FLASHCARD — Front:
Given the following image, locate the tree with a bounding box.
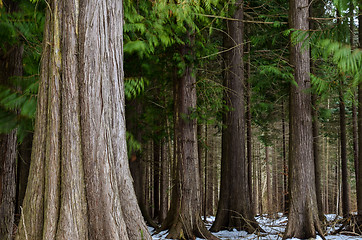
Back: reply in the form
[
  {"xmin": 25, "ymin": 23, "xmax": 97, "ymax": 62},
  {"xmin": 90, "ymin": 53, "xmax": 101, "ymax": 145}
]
[
  {"xmin": 357, "ymin": 3, "xmax": 362, "ymax": 225},
  {"xmin": 211, "ymin": 0, "xmax": 260, "ymax": 233},
  {"xmin": 283, "ymin": 0, "xmax": 325, "ymax": 238},
  {"xmin": 0, "ymin": 1, "xmax": 23, "ymax": 238},
  {"xmin": 15, "ymin": 0, "xmax": 151, "ymax": 239},
  {"xmin": 159, "ymin": 33, "xmax": 218, "ymax": 240}
]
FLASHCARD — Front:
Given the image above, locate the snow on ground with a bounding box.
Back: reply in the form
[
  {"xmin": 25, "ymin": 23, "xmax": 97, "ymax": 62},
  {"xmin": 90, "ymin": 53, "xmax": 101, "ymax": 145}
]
[{"xmin": 149, "ymin": 214, "xmax": 362, "ymax": 239}]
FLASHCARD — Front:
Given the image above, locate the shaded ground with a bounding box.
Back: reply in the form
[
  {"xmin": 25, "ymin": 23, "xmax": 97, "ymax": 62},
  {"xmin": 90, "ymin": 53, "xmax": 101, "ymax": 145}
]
[{"xmin": 149, "ymin": 213, "xmax": 362, "ymax": 239}]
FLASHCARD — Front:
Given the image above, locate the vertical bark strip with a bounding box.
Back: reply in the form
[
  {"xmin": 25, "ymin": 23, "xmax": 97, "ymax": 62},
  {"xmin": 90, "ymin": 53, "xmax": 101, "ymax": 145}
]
[
  {"xmin": 284, "ymin": 0, "xmax": 324, "ymax": 238},
  {"xmin": 16, "ymin": 0, "xmax": 151, "ymax": 239},
  {"xmin": 16, "ymin": 10, "xmax": 51, "ymax": 240}
]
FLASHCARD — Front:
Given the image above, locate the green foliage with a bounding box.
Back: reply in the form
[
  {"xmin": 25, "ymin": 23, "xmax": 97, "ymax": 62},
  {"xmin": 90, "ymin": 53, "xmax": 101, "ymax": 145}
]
[
  {"xmin": 126, "ymin": 131, "xmax": 142, "ymax": 156},
  {"xmin": 124, "ymin": 77, "xmax": 148, "ymax": 100},
  {"xmin": 317, "ymin": 39, "xmax": 362, "ymax": 74}
]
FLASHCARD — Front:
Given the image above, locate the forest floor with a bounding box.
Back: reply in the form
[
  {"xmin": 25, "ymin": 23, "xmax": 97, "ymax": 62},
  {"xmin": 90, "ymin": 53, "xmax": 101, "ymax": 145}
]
[{"xmin": 149, "ymin": 213, "xmax": 362, "ymax": 239}]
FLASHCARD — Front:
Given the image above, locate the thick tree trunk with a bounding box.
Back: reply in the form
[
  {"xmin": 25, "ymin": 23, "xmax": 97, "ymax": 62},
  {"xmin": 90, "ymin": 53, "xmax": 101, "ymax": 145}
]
[
  {"xmin": 160, "ymin": 35, "xmax": 218, "ymax": 240},
  {"xmin": 15, "ymin": 1, "xmax": 151, "ymax": 239},
  {"xmin": 0, "ymin": 10, "xmax": 23, "ymax": 237},
  {"xmin": 211, "ymin": 0, "xmax": 260, "ymax": 233},
  {"xmin": 284, "ymin": 0, "xmax": 324, "ymax": 238},
  {"xmin": 339, "ymin": 88, "xmax": 350, "ymax": 217}
]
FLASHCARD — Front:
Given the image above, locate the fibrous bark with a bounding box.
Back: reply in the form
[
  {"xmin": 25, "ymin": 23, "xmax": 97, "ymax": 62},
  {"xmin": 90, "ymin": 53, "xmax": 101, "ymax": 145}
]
[
  {"xmin": 211, "ymin": 0, "xmax": 260, "ymax": 233},
  {"xmin": 283, "ymin": 0, "xmax": 325, "ymax": 238},
  {"xmin": 15, "ymin": 1, "xmax": 151, "ymax": 239}
]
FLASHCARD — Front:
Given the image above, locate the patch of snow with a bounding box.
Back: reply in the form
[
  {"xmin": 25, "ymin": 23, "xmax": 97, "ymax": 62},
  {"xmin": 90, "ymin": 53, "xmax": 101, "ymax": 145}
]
[{"xmin": 151, "ymin": 213, "xmax": 362, "ymax": 239}]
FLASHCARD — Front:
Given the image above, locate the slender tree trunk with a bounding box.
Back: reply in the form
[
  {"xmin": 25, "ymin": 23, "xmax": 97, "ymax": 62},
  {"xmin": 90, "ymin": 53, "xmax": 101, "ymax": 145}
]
[
  {"xmin": 0, "ymin": 4, "xmax": 23, "ymax": 235},
  {"xmin": 15, "ymin": 1, "xmax": 151, "ymax": 239},
  {"xmin": 326, "ymin": 136, "xmax": 329, "ymax": 213},
  {"xmin": 265, "ymin": 146, "xmax": 271, "ymax": 214},
  {"xmin": 272, "ymin": 145, "xmax": 278, "ymax": 213},
  {"xmin": 246, "ymin": 27, "xmax": 253, "ymax": 215},
  {"xmin": 339, "ymin": 87, "xmax": 350, "ymax": 217},
  {"xmin": 211, "ymin": 0, "xmax": 260, "ymax": 233},
  {"xmin": 284, "ymin": 0, "xmax": 324, "ymax": 238},
  {"xmin": 281, "ymin": 100, "xmax": 288, "ymax": 214},
  {"xmin": 312, "ymin": 93, "xmax": 325, "ymax": 222},
  {"xmin": 159, "ymin": 139, "xmax": 169, "ymax": 223},
  {"xmin": 310, "ymin": 2, "xmax": 325, "ymax": 222},
  {"xmin": 258, "ymin": 143, "xmax": 263, "ymax": 215},
  {"xmin": 153, "ymin": 140, "xmax": 160, "ymax": 219},
  {"xmin": 160, "ymin": 34, "xmax": 218, "ymax": 240},
  {"xmin": 358, "ymin": 9, "xmax": 362, "ymax": 218},
  {"xmin": 350, "ymin": 3, "xmax": 359, "ymax": 207},
  {"xmin": 197, "ymin": 124, "xmax": 205, "ymax": 219},
  {"xmin": 207, "ymin": 125, "xmax": 215, "ymax": 216}
]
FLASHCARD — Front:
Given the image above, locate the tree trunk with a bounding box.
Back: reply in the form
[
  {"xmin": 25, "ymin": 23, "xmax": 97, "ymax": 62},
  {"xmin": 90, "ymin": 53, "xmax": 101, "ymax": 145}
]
[
  {"xmin": 339, "ymin": 87, "xmax": 350, "ymax": 217},
  {"xmin": 206, "ymin": 125, "xmax": 215, "ymax": 216},
  {"xmin": 258, "ymin": 142, "xmax": 263, "ymax": 215},
  {"xmin": 15, "ymin": 1, "xmax": 151, "ymax": 239},
  {"xmin": 160, "ymin": 34, "xmax": 218, "ymax": 240},
  {"xmin": 358, "ymin": 8, "xmax": 362, "ymax": 218},
  {"xmin": 0, "ymin": 4, "xmax": 23, "ymax": 235},
  {"xmin": 246, "ymin": 29, "xmax": 253, "ymax": 215},
  {"xmin": 311, "ymin": 93, "xmax": 325, "ymax": 222},
  {"xmin": 159, "ymin": 139, "xmax": 169, "ymax": 222},
  {"xmin": 197, "ymin": 124, "xmax": 205, "ymax": 219},
  {"xmin": 272, "ymin": 145, "xmax": 279, "ymax": 213},
  {"xmin": 153, "ymin": 140, "xmax": 160, "ymax": 219},
  {"xmin": 211, "ymin": 0, "xmax": 260, "ymax": 233},
  {"xmin": 281, "ymin": 100, "xmax": 288, "ymax": 214},
  {"xmin": 284, "ymin": 0, "xmax": 324, "ymax": 238},
  {"xmin": 265, "ymin": 146, "xmax": 271, "ymax": 214}
]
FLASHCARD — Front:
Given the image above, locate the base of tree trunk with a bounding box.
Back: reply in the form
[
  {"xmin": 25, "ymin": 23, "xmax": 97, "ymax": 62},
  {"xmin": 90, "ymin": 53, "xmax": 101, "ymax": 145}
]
[
  {"xmin": 166, "ymin": 214, "xmax": 220, "ymax": 240},
  {"xmin": 283, "ymin": 214, "xmax": 326, "ymax": 240},
  {"xmin": 210, "ymin": 208, "xmax": 263, "ymax": 234}
]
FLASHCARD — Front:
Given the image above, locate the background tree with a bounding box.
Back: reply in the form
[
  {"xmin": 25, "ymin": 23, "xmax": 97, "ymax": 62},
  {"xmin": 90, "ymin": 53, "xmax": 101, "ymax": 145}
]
[{"xmin": 0, "ymin": 1, "xmax": 23, "ymax": 237}]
